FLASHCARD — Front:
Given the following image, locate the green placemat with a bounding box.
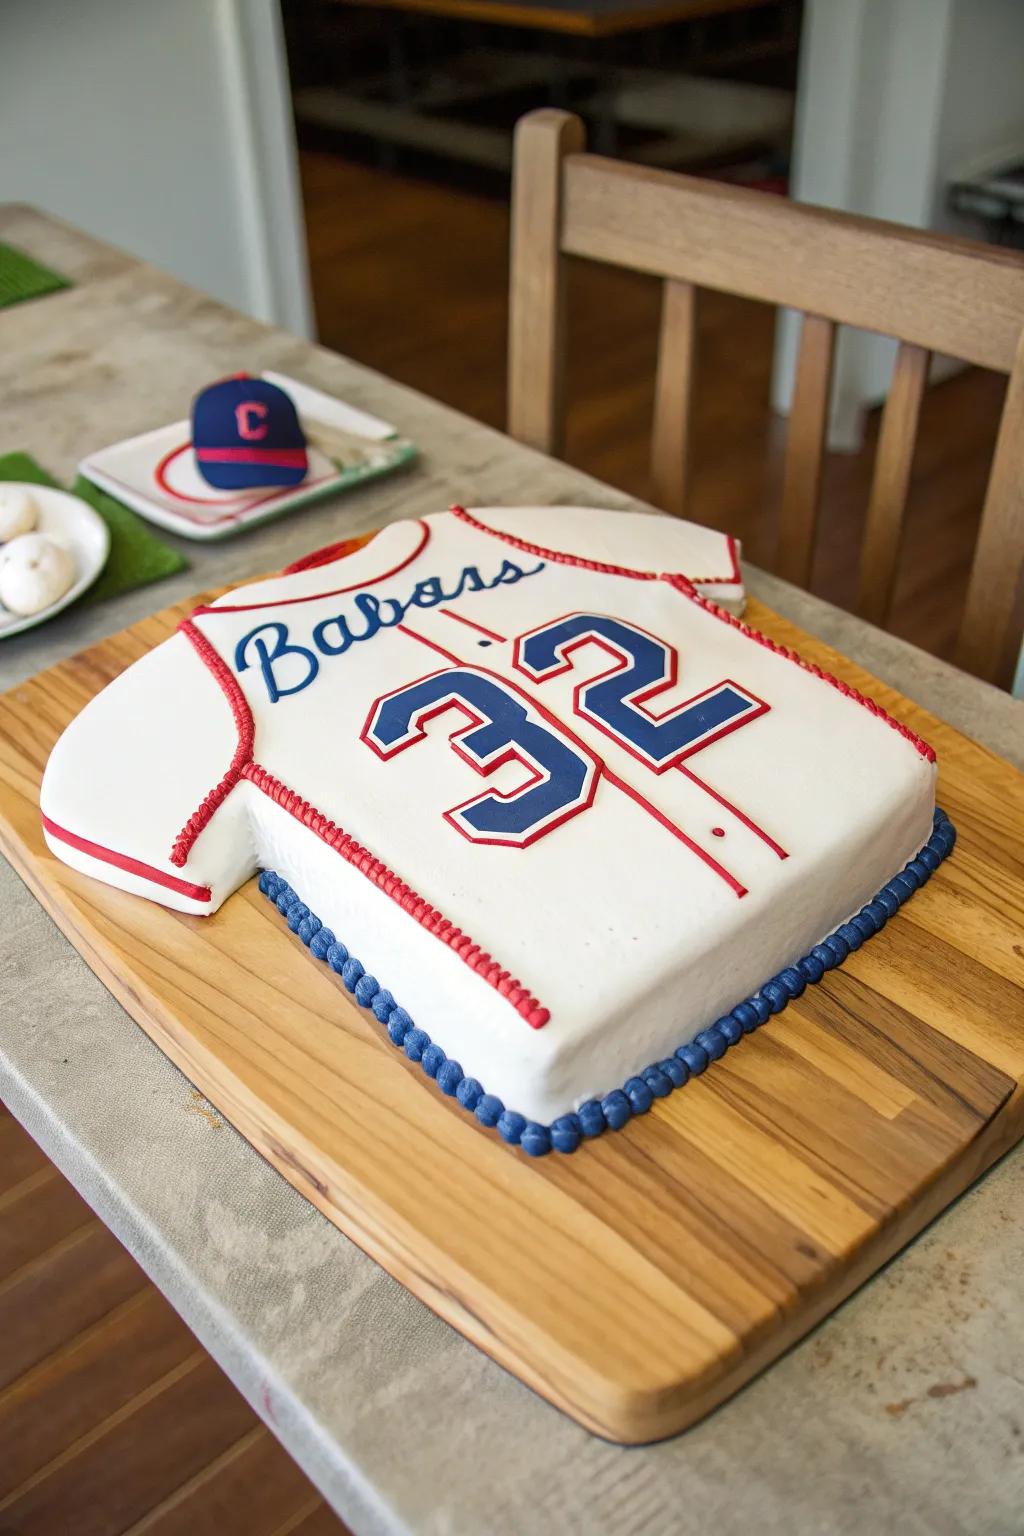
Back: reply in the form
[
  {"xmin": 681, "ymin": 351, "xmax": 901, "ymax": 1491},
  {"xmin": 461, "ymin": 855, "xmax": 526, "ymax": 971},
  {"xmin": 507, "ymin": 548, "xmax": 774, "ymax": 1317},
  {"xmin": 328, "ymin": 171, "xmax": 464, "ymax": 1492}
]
[
  {"xmin": 0, "ymin": 452, "xmax": 187, "ymax": 604},
  {"xmin": 0, "ymin": 244, "xmax": 70, "ymax": 310}
]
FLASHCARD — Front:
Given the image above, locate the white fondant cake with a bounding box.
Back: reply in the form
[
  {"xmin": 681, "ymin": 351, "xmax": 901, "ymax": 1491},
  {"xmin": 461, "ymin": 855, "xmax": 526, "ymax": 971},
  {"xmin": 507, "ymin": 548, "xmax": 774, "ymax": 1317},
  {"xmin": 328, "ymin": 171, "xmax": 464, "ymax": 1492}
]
[{"xmin": 40, "ymin": 505, "xmax": 937, "ymax": 1130}]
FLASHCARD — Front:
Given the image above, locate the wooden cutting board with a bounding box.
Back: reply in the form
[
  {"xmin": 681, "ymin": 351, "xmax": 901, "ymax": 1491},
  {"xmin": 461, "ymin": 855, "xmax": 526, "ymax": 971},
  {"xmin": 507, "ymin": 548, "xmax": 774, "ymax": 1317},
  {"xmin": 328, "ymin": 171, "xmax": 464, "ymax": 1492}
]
[{"xmin": 1, "ymin": 590, "xmax": 1022, "ymax": 1444}]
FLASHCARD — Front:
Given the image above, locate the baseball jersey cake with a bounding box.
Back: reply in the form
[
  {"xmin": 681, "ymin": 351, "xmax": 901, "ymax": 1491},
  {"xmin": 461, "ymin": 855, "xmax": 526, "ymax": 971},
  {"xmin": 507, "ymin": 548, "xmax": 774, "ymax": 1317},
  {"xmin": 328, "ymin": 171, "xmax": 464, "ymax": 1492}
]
[{"xmin": 40, "ymin": 504, "xmax": 953, "ymax": 1153}]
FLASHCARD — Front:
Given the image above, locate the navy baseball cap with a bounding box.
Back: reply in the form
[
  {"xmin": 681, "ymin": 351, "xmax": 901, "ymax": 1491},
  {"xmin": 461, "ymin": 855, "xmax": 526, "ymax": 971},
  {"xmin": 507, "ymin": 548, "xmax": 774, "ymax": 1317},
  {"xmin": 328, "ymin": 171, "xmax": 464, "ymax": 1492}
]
[{"xmin": 191, "ymin": 375, "xmax": 308, "ymax": 490}]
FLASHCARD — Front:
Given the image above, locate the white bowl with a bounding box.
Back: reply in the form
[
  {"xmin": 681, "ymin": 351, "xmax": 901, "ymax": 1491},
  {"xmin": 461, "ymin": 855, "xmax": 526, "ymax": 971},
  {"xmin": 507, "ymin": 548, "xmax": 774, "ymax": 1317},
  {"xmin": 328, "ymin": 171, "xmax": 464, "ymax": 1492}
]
[{"xmin": 0, "ymin": 483, "xmax": 110, "ymax": 639}]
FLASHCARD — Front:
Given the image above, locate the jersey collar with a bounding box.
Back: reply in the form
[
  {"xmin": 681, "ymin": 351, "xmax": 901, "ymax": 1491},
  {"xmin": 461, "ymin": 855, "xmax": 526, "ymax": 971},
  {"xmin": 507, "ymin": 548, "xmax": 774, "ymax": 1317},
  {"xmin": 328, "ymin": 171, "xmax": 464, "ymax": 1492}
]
[{"xmin": 190, "ymin": 518, "xmax": 431, "ymax": 618}]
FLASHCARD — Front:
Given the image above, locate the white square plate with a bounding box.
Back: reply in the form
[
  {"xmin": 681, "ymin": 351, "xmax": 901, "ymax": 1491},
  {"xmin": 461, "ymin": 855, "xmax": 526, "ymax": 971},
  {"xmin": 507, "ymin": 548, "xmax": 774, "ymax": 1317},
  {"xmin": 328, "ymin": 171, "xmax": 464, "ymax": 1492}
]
[{"xmin": 78, "ymin": 372, "xmax": 416, "ymax": 542}]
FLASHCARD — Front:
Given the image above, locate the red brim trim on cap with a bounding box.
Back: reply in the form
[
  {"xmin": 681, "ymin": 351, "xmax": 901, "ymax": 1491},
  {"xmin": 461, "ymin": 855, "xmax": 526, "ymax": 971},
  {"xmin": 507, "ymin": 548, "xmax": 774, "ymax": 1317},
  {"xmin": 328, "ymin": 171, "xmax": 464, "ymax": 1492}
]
[{"xmin": 195, "ymin": 447, "xmax": 308, "ymax": 467}]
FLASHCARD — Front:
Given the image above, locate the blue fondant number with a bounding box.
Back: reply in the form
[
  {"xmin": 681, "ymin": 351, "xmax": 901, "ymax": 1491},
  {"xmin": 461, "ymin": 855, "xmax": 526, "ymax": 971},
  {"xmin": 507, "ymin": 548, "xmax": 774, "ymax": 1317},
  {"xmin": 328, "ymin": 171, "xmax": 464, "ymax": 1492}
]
[
  {"xmin": 515, "ymin": 613, "xmax": 765, "ymax": 771},
  {"xmin": 362, "ymin": 668, "xmax": 597, "ymax": 846}
]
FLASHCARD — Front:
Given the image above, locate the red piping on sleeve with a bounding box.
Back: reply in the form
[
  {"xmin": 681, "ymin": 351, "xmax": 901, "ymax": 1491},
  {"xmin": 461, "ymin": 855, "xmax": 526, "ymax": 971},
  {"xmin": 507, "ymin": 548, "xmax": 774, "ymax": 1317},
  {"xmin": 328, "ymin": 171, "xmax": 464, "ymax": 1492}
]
[
  {"xmin": 451, "ymin": 505, "xmax": 659, "ymax": 581},
  {"xmin": 449, "ymin": 505, "xmax": 741, "ymax": 586},
  {"xmin": 43, "ymin": 815, "xmax": 212, "ymax": 903},
  {"xmin": 716, "ymin": 535, "xmax": 741, "ymax": 586}
]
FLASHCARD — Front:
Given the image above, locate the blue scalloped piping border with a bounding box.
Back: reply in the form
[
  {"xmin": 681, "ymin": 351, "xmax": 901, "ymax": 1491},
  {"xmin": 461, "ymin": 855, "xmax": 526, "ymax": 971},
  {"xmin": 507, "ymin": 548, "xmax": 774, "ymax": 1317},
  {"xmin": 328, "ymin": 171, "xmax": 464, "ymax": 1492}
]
[{"xmin": 258, "ymin": 807, "xmax": 955, "ymax": 1156}]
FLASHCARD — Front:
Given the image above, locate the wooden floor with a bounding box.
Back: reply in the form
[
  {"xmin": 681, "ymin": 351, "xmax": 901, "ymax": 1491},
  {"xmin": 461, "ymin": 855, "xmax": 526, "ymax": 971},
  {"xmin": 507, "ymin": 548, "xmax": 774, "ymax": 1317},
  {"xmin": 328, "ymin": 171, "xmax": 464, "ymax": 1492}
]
[
  {"xmin": 300, "ymin": 148, "xmax": 1007, "ymax": 666},
  {"xmin": 0, "ymin": 1101, "xmax": 347, "ymax": 1536}
]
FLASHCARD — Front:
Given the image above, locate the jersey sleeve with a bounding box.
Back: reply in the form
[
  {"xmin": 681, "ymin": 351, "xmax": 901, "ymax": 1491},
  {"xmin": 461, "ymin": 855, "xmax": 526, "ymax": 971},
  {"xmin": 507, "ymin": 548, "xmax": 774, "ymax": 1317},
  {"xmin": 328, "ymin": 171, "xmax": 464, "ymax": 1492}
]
[
  {"xmin": 40, "ymin": 628, "xmax": 256, "ymax": 914},
  {"xmin": 464, "ymin": 504, "xmax": 744, "ymax": 612}
]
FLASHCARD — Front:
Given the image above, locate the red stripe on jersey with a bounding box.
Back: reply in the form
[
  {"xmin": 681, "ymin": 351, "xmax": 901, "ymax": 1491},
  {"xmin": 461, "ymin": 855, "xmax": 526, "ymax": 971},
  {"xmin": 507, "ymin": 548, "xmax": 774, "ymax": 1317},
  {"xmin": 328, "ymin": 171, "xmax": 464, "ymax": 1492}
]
[
  {"xmin": 395, "ymin": 623, "xmax": 464, "ymax": 667},
  {"xmin": 676, "ymin": 764, "xmax": 788, "ymax": 860},
  {"xmin": 42, "ymin": 815, "xmax": 212, "ymax": 903},
  {"xmin": 241, "ymin": 761, "xmax": 551, "ymax": 1029},
  {"xmin": 442, "ymin": 610, "xmax": 508, "ymax": 643},
  {"xmin": 601, "ymin": 768, "xmax": 748, "ymax": 898}
]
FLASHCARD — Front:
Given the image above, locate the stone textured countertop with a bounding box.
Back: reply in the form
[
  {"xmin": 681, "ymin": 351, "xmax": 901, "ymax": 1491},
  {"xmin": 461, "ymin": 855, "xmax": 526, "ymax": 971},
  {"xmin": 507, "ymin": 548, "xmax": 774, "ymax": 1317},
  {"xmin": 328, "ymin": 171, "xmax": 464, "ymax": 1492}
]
[{"xmin": 2, "ymin": 206, "xmax": 1022, "ymax": 1535}]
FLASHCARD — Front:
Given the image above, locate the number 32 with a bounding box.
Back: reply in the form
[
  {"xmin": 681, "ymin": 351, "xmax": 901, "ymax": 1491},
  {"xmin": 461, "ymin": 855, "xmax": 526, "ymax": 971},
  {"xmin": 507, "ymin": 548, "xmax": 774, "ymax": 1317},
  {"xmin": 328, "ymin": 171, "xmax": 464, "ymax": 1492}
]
[{"xmin": 362, "ymin": 613, "xmax": 766, "ymax": 846}]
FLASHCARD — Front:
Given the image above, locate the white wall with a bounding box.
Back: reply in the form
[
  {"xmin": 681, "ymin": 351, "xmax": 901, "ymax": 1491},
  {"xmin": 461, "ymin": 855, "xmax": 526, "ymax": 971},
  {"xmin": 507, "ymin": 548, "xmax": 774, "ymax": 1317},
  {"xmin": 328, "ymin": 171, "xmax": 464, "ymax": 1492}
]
[
  {"xmin": 774, "ymin": 0, "xmax": 1024, "ymax": 445},
  {"xmin": 0, "ymin": 0, "xmax": 313, "ymax": 337},
  {"xmin": 931, "ymin": 0, "xmax": 1024, "ymax": 238}
]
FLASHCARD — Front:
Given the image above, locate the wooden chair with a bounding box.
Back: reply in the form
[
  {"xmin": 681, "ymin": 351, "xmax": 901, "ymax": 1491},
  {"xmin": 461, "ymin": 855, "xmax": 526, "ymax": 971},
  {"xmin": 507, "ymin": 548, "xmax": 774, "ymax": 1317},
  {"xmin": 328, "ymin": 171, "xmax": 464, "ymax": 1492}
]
[{"xmin": 507, "ymin": 108, "xmax": 1024, "ymax": 688}]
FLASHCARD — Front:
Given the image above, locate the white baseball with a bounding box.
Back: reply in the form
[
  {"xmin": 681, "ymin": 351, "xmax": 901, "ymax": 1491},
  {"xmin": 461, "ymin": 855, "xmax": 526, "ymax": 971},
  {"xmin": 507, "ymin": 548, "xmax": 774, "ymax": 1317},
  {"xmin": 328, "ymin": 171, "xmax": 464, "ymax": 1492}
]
[
  {"xmin": 0, "ymin": 486, "xmax": 38, "ymax": 542},
  {"xmin": 0, "ymin": 533, "xmax": 76, "ymax": 615}
]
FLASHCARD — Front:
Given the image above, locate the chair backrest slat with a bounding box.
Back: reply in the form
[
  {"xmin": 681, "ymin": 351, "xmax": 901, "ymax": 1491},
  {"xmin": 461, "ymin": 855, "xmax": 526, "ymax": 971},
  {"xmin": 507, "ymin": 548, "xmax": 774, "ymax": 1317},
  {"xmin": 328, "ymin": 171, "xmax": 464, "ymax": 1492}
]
[
  {"xmin": 957, "ymin": 328, "xmax": 1024, "ymax": 682},
  {"xmin": 507, "ymin": 109, "xmax": 1024, "ymax": 687},
  {"xmin": 561, "ymin": 153, "xmax": 1024, "ymax": 373},
  {"xmin": 507, "ymin": 110, "xmax": 585, "ymax": 456},
  {"xmin": 650, "ymin": 278, "xmax": 698, "ymax": 519},
  {"xmin": 776, "ymin": 313, "xmax": 836, "ymax": 588},
  {"xmin": 857, "ymin": 341, "xmax": 931, "ymax": 628}
]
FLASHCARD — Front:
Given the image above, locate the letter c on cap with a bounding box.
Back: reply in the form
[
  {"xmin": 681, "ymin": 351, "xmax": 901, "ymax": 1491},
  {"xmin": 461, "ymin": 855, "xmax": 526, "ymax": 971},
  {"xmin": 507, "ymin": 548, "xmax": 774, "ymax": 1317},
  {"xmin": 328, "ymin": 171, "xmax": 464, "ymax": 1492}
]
[{"xmin": 236, "ymin": 401, "xmax": 269, "ymax": 441}]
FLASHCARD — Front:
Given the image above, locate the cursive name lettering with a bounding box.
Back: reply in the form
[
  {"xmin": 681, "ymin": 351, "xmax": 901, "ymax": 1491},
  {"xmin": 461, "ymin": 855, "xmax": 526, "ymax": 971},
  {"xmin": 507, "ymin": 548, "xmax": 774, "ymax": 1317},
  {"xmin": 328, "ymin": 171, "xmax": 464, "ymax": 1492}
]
[{"xmin": 235, "ymin": 557, "xmax": 544, "ymax": 703}]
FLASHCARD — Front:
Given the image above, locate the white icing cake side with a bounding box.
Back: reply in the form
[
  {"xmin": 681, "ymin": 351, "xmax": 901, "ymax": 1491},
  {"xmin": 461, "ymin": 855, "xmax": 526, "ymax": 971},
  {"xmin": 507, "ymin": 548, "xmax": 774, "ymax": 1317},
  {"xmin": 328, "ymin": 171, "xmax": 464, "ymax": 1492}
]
[{"xmin": 40, "ymin": 505, "xmax": 936, "ymax": 1124}]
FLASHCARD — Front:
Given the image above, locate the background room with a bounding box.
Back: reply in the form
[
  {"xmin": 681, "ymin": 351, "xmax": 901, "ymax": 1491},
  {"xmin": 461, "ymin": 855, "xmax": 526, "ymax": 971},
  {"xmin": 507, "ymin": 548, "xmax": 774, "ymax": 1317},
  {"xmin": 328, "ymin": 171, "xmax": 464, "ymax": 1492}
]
[
  {"xmin": 1, "ymin": 2, "xmax": 1022, "ymax": 1534},
  {"xmin": 3, "ymin": 0, "xmax": 1022, "ymax": 678}
]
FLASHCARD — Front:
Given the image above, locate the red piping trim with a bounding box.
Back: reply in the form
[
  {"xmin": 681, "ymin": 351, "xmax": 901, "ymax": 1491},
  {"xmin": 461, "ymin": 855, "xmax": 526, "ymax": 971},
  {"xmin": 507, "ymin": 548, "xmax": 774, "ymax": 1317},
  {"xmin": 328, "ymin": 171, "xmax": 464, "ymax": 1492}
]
[
  {"xmin": 450, "ymin": 506, "xmax": 934, "ymax": 763},
  {"xmin": 169, "ymin": 621, "xmax": 256, "ymax": 867},
  {"xmin": 242, "ymin": 761, "xmax": 551, "ymax": 1028},
  {"xmin": 452, "ymin": 505, "xmax": 658, "ymax": 581},
  {"xmin": 665, "ymin": 578, "xmax": 937, "ymax": 764},
  {"xmin": 717, "ymin": 534, "xmax": 742, "ymax": 587},
  {"xmin": 449, "ymin": 505, "xmax": 741, "ymax": 586},
  {"xmin": 191, "ymin": 520, "xmax": 431, "ymax": 616},
  {"xmin": 42, "ymin": 815, "xmax": 212, "ymax": 903}
]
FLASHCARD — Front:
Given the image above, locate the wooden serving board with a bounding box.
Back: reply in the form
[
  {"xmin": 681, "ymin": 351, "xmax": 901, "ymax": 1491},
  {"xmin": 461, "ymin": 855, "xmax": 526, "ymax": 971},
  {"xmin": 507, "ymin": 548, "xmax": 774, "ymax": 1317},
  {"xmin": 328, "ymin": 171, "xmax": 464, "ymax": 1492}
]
[{"xmin": 1, "ymin": 592, "xmax": 1022, "ymax": 1444}]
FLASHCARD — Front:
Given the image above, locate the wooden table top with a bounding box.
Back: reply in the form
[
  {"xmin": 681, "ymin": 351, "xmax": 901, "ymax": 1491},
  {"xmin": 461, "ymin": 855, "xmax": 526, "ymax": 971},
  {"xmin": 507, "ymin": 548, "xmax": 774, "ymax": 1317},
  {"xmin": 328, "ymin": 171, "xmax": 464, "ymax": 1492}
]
[{"xmin": 1, "ymin": 203, "xmax": 1022, "ymax": 1532}]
